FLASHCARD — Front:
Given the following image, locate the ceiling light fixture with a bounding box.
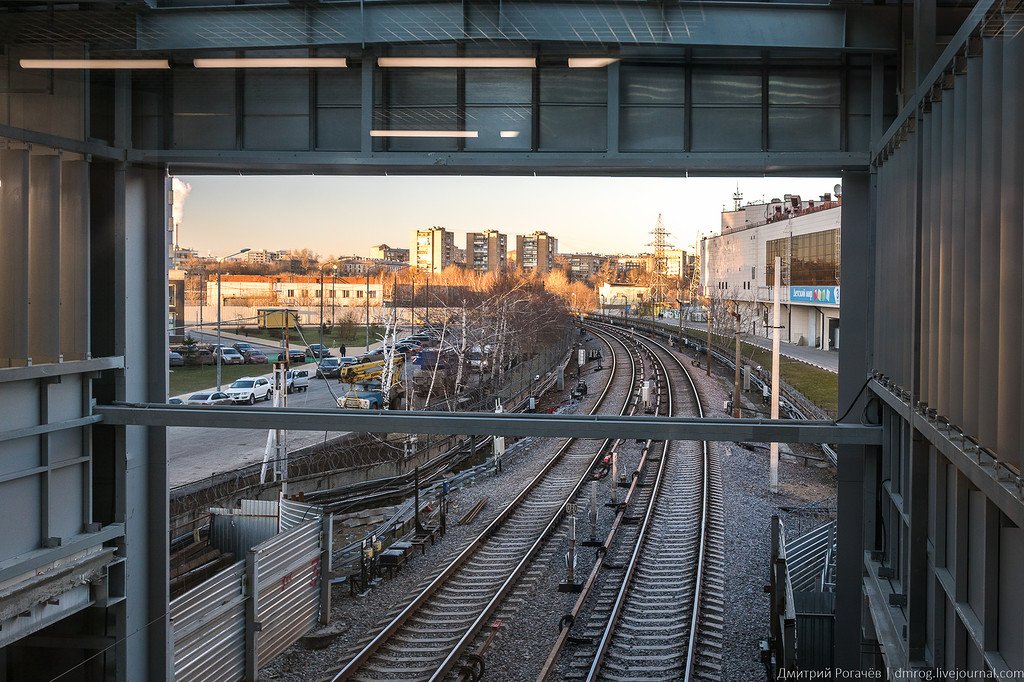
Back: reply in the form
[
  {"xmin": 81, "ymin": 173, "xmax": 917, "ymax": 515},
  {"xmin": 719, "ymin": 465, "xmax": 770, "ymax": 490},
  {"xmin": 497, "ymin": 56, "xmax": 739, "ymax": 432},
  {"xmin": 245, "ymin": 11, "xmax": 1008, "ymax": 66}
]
[
  {"xmin": 568, "ymin": 57, "xmax": 619, "ymax": 68},
  {"xmin": 499, "ymin": 131, "xmax": 521, "ymax": 138},
  {"xmin": 370, "ymin": 130, "xmax": 479, "ymax": 138},
  {"xmin": 20, "ymin": 59, "xmax": 170, "ymax": 70},
  {"xmin": 377, "ymin": 57, "xmax": 536, "ymax": 68},
  {"xmin": 193, "ymin": 58, "xmax": 348, "ymax": 69}
]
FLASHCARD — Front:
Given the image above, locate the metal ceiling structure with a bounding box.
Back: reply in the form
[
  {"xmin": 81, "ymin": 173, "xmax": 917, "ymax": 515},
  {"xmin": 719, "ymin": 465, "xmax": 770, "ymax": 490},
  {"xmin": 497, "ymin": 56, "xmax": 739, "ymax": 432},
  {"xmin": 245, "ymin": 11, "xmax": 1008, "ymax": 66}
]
[{"xmin": 1, "ymin": 0, "xmax": 1022, "ymax": 679}]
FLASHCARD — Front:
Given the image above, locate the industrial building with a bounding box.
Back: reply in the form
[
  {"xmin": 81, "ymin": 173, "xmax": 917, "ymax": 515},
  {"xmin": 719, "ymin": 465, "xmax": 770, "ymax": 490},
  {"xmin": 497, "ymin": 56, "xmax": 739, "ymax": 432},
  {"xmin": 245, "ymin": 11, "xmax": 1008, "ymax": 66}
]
[
  {"xmin": 702, "ymin": 194, "xmax": 842, "ymax": 349},
  {"xmin": 0, "ymin": 0, "xmax": 1020, "ymax": 679},
  {"xmin": 515, "ymin": 231, "xmax": 558, "ymax": 274},
  {"xmin": 466, "ymin": 230, "xmax": 508, "ymax": 273},
  {"xmin": 369, "ymin": 244, "xmax": 410, "ymax": 262}
]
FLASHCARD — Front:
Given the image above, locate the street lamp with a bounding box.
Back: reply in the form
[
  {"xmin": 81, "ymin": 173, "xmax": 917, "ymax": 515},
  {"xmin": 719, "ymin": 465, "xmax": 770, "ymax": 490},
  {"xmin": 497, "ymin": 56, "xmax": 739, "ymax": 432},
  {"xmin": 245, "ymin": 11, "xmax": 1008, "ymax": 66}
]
[{"xmin": 216, "ymin": 247, "xmax": 250, "ymax": 391}]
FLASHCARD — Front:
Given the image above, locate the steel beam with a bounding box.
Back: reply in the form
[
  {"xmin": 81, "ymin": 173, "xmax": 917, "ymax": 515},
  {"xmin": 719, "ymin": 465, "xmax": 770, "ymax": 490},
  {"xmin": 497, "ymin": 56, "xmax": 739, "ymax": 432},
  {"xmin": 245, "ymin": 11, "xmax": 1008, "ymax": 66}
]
[
  {"xmin": 130, "ymin": 149, "xmax": 869, "ymax": 177},
  {"xmin": 93, "ymin": 404, "xmax": 881, "ymax": 445}
]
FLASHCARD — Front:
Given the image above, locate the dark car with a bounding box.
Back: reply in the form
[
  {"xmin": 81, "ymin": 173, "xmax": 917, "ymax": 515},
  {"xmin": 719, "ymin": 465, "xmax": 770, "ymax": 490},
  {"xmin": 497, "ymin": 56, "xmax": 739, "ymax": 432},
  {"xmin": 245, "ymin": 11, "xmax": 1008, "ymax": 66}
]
[
  {"xmin": 359, "ymin": 348, "xmax": 386, "ymax": 363},
  {"xmin": 277, "ymin": 348, "xmax": 308, "ymax": 363},
  {"xmin": 316, "ymin": 357, "xmax": 343, "ymax": 378},
  {"xmin": 169, "ymin": 350, "xmax": 184, "ymax": 367},
  {"xmin": 233, "ymin": 341, "xmax": 256, "ymax": 355},
  {"xmin": 308, "ymin": 344, "xmax": 333, "ymax": 358}
]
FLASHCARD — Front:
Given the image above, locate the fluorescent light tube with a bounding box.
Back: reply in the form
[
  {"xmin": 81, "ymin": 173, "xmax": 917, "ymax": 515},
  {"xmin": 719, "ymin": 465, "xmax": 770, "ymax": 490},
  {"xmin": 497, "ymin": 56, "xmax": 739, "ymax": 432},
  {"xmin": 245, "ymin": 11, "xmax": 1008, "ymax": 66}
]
[
  {"xmin": 20, "ymin": 59, "xmax": 170, "ymax": 70},
  {"xmin": 499, "ymin": 131, "xmax": 521, "ymax": 138},
  {"xmin": 370, "ymin": 130, "xmax": 479, "ymax": 138},
  {"xmin": 193, "ymin": 58, "xmax": 347, "ymax": 68},
  {"xmin": 378, "ymin": 57, "xmax": 536, "ymax": 68},
  {"xmin": 568, "ymin": 57, "xmax": 619, "ymax": 68}
]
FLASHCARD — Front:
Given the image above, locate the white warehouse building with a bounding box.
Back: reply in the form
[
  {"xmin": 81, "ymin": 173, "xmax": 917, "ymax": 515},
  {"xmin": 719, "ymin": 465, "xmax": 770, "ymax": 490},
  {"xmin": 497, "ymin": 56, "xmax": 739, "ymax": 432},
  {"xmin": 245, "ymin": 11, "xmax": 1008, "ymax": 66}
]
[{"xmin": 702, "ymin": 192, "xmax": 842, "ymax": 351}]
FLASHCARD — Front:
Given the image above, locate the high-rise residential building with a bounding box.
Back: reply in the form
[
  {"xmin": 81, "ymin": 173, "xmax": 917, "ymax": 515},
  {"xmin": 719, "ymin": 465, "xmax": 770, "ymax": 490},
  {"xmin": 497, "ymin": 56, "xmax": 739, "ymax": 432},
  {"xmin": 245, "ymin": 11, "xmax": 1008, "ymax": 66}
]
[
  {"xmin": 565, "ymin": 253, "xmax": 606, "ymax": 279},
  {"xmin": 411, "ymin": 227, "xmax": 455, "ymax": 272},
  {"xmin": 466, "ymin": 230, "xmax": 508, "ymax": 273},
  {"xmin": 370, "ymin": 244, "xmax": 410, "ymax": 262},
  {"xmin": 515, "ymin": 231, "xmax": 558, "ymax": 273}
]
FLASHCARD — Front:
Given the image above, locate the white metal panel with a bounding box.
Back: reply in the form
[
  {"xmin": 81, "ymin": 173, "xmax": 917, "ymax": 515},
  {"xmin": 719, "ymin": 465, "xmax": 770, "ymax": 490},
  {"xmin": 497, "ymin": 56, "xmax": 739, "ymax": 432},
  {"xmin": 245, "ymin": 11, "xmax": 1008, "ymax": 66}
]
[{"xmin": 170, "ymin": 561, "xmax": 246, "ymax": 682}]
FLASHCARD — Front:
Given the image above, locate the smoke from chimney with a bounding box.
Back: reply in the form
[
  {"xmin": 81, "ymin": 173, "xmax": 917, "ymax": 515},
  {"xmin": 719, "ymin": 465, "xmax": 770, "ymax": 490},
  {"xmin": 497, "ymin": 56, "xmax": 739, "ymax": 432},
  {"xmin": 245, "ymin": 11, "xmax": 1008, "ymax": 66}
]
[{"xmin": 171, "ymin": 177, "xmax": 192, "ymax": 248}]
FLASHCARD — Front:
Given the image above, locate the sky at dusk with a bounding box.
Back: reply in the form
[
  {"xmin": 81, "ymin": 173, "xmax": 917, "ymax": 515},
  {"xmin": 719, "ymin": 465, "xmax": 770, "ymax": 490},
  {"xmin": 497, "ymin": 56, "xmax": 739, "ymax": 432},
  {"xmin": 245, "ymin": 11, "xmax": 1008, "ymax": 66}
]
[{"xmin": 175, "ymin": 175, "xmax": 841, "ymax": 259}]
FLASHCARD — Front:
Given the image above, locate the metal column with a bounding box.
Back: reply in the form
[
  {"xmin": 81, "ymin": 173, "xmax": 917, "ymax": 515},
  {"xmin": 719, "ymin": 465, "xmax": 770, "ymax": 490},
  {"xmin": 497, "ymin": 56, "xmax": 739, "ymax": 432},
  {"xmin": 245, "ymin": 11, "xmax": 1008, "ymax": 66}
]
[
  {"xmin": 0, "ymin": 148, "xmax": 30, "ymax": 366},
  {"xmin": 28, "ymin": 153, "xmax": 62, "ymax": 364},
  {"xmin": 835, "ymin": 170, "xmax": 877, "ymax": 669}
]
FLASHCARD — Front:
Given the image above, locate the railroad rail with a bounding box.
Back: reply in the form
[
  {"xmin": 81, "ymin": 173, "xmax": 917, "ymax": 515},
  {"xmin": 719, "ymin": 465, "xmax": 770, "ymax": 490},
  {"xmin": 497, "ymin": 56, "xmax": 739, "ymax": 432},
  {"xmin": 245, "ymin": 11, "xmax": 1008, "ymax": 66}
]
[
  {"xmin": 539, "ymin": 322, "xmax": 724, "ymax": 681},
  {"xmin": 332, "ymin": 327, "xmax": 642, "ymax": 681}
]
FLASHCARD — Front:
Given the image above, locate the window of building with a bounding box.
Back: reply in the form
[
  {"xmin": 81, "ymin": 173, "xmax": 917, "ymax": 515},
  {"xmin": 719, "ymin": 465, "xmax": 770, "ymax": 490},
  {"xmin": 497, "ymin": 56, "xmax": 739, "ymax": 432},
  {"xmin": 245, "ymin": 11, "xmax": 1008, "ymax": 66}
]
[
  {"xmin": 368, "ymin": 291, "xmax": 376, "ymax": 299},
  {"xmin": 766, "ymin": 229, "xmax": 840, "ymax": 286},
  {"xmin": 342, "ymin": 290, "xmax": 350, "ymax": 298},
  {"xmin": 287, "ymin": 289, "xmax": 295, "ymax": 297},
  {"xmin": 357, "ymin": 290, "xmax": 364, "ymax": 298}
]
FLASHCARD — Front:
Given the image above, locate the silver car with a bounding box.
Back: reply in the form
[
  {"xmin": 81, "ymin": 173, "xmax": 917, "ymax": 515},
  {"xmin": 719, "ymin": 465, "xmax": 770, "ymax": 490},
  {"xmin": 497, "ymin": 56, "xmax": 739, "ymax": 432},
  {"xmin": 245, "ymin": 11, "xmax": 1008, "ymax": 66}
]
[{"xmin": 185, "ymin": 391, "xmax": 233, "ymax": 405}]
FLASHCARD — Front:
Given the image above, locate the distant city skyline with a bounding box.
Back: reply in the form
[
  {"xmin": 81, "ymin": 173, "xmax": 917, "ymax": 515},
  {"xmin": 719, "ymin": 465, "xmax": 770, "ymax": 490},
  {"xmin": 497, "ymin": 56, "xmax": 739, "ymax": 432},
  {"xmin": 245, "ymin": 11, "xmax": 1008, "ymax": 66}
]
[{"xmin": 176, "ymin": 175, "xmax": 841, "ymax": 260}]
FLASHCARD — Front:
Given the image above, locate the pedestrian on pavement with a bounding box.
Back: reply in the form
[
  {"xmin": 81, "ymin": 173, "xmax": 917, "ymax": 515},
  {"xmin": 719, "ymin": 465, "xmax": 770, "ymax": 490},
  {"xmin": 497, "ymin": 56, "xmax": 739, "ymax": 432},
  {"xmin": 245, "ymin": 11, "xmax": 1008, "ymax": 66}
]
[
  {"xmin": 340, "ymin": 343, "xmax": 347, "ymax": 357},
  {"xmin": 762, "ymin": 382, "xmax": 770, "ymax": 405}
]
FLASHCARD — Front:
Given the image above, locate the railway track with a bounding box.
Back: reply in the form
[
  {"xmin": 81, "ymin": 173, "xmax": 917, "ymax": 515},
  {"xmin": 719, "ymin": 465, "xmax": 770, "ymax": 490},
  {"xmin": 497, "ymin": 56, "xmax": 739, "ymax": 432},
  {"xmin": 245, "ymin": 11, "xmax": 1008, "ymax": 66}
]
[
  {"xmin": 541, "ymin": 324, "xmax": 725, "ymax": 681},
  {"xmin": 332, "ymin": 328, "xmax": 643, "ymax": 681}
]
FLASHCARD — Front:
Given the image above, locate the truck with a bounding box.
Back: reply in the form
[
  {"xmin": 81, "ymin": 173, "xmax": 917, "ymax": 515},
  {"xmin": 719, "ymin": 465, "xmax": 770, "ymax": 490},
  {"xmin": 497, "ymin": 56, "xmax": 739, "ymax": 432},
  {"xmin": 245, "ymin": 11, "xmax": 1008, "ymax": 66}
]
[
  {"xmin": 337, "ymin": 380, "xmax": 405, "ymax": 410},
  {"xmin": 336, "ymin": 355, "xmax": 406, "ymax": 409},
  {"xmin": 337, "ymin": 355, "xmax": 404, "ymax": 385}
]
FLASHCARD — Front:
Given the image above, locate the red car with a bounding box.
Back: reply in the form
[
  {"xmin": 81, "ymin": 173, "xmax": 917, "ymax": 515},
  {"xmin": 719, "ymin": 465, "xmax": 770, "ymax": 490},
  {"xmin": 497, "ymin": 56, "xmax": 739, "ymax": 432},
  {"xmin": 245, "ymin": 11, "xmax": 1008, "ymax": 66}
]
[{"xmin": 242, "ymin": 348, "xmax": 269, "ymax": 364}]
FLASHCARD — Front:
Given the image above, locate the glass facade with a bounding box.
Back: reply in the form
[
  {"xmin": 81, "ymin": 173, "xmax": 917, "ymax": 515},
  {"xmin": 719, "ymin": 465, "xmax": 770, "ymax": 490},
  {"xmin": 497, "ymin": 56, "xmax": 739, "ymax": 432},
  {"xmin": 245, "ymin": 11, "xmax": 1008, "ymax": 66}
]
[{"xmin": 765, "ymin": 228, "xmax": 840, "ymax": 286}]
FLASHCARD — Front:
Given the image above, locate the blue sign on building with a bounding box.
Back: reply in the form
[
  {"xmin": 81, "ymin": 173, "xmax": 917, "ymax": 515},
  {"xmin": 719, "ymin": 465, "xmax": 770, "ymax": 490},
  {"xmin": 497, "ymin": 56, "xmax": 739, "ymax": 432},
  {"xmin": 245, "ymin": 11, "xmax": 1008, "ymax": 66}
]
[{"xmin": 789, "ymin": 286, "xmax": 840, "ymax": 305}]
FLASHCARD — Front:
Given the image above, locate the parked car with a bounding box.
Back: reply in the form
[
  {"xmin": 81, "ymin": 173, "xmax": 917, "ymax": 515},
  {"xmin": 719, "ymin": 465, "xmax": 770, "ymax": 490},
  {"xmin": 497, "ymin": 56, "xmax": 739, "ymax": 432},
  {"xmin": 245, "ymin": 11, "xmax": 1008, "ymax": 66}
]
[
  {"xmin": 242, "ymin": 348, "xmax": 269, "ymax": 364},
  {"xmin": 169, "ymin": 350, "xmax": 184, "ymax": 367},
  {"xmin": 468, "ymin": 349, "xmax": 488, "ymax": 372},
  {"xmin": 186, "ymin": 348, "xmax": 216, "ymax": 366},
  {"xmin": 186, "ymin": 391, "xmax": 233, "ymax": 405},
  {"xmin": 225, "ymin": 377, "xmax": 273, "ymax": 404},
  {"xmin": 338, "ymin": 356, "xmax": 360, "ymax": 367},
  {"xmin": 359, "ymin": 348, "xmax": 386, "ymax": 363},
  {"xmin": 394, "ymin": 342, "xmax": 422, "ymax": 355},
  {"xmin": 316, "ymin": 357, "xmax": 343, "ymax": 379},
  {"xmin": 286, "ymin": 369, "xmax": 309, "ymax": 393},
  {"xmin": 232, "ymin": 342, "xmax": 256, "ymax": 355},
  {"xmin": 213, "ymin": 346, "xmax": 245, "ymax": 365},
  {"xmin": 308, "ymin": 344, "xmax": 333, "ymax": 359},
  {"xmin": 277, "ymin": 348, "xmax": 308, "ymax": 363},
  {"xmin": 168, "ymin": 397, "xmax": 184, "ymax": 405}
]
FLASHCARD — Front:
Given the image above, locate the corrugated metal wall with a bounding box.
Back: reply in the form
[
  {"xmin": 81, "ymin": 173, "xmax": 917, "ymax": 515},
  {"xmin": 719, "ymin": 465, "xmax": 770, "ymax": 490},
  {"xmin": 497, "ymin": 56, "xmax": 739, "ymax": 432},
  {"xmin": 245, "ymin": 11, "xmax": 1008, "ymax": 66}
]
[
  {"xmin": 170, "ymin": 562, "xmax": 246, "ymax": 682},
  {"xmin": 280, "ymin": 498, "xmax": 322, "ymax": 531},
  {"xmin": 254, "ymin": 521, "xmax": 322, "ymax": 667},
  {"xmin": 873, "ymin": 14, "xmax": 1023, "ymax": 470},
  {"xmin": 210, "ymin": 508, "xmax": 279, "ymax": 561}
]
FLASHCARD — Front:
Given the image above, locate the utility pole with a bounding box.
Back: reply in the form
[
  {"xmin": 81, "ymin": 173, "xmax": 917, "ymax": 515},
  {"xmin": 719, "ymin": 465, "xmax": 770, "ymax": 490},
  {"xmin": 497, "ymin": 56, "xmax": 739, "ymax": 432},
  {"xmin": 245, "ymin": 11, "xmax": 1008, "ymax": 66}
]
[
  {"xmin": 215, "ymin": 247, "xmax": 250, "ymax": 391},
  {"xmin": 365, "ymin": 273, "xmax": 370, "ymax": 349},
  {"xmin": 732, "ymin": 304, "xmax": 742, "ymax": 418},
  {"xmin": 705, "ymin": 298, "xmax": 712, "ymax": 377},
  {"xmin": 318, "ymin": 269, "xmax": 325, "ymax": 352},
  {"xmin": 770, "ymin": 256, "xmax": 782, "ymax": 493}
]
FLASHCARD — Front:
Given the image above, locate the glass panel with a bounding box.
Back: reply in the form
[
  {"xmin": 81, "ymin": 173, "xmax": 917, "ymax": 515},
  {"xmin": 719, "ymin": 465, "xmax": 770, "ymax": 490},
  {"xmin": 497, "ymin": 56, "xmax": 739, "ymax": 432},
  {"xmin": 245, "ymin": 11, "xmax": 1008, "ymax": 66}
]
[
  {"xmin": 317, "ymin": 107, "xmax": 361, "ymax": 150},
  {"xmin": 173, "ymin": 115, "xmax": 235, "ymax": 149},
  {"xmin": 769, "ymin": 107, "xmax": 840, "ymax": 151},
  {"xmin": 540, "ymin": 68, "xmax": 606, "ymax": 104},
  {"xmin": 691, "ymin": 107, "xmax": 761, "ymax": 151},
  {"xmin": 620, "ymin": 65, "xmax": 685, "ymax": 105},
  {"xmin": 174, "ymin": 69, "xmax": 235, "ymax": 114},
  {"xmin": 539, "ymin": 105, "xmax": 606, "ymax": 151},
  {"xmin": 244, "ymin": 116, "xmax": 308, "ymax": 150},
  {"xmin": 620, "ymin": 107, "xmax": 684, "ymax": 151},
  {"xmin": 464, "ymin": 106, "xmax": 532, "ymax": 151},
  {"xmin": 245, "ymin": 72, "xmax": 308, "ymax": 116},
  {"xmin": 465, "ymin": 69, "xmax": 532, "ymax": 104},
  {"xmin": 768, "ymin": 72, "xmax": 841, "ymax": 106},
  {"xmin": 318, "ymin": 69, "xmax": 361, "ymax": 106},
  {"xmin": 691, "ymin": 71, "xmax": 761, "ymax": 105},
  {"xmin": 386, "ymin": 69, "xmax": 457, "ymax": 107}
]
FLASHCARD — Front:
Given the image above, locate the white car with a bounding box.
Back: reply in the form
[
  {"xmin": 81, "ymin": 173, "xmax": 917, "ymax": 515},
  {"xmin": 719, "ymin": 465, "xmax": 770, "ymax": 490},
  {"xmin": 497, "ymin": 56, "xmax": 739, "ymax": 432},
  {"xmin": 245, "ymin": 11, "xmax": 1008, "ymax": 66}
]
[
  {"xmin": 213, "ymin": 346, "xmax": 245, "ymax": 365},
  {"xmin": 286, "ymin": 369, "xmax": 309, "ymax": 394},
  {"xmin": 225, "ymin": 377, "xmax": 273, "ymax": 404}
]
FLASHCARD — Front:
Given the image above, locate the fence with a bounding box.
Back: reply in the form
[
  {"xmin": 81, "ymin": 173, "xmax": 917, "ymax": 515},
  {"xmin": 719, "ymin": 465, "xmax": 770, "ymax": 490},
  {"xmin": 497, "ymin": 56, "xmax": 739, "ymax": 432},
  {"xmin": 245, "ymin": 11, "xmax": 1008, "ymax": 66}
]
[{"xmin": 170, "ymin": 500, "xmax": 329, "ymax": 682}]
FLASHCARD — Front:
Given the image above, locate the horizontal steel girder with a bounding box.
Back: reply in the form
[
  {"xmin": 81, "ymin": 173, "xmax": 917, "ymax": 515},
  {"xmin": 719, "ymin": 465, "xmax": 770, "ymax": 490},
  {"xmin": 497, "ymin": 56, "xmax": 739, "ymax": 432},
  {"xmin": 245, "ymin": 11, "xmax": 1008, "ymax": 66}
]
[{"xmin": 94, "ymin": 403, "xmax": 881, "ymax": 445}]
